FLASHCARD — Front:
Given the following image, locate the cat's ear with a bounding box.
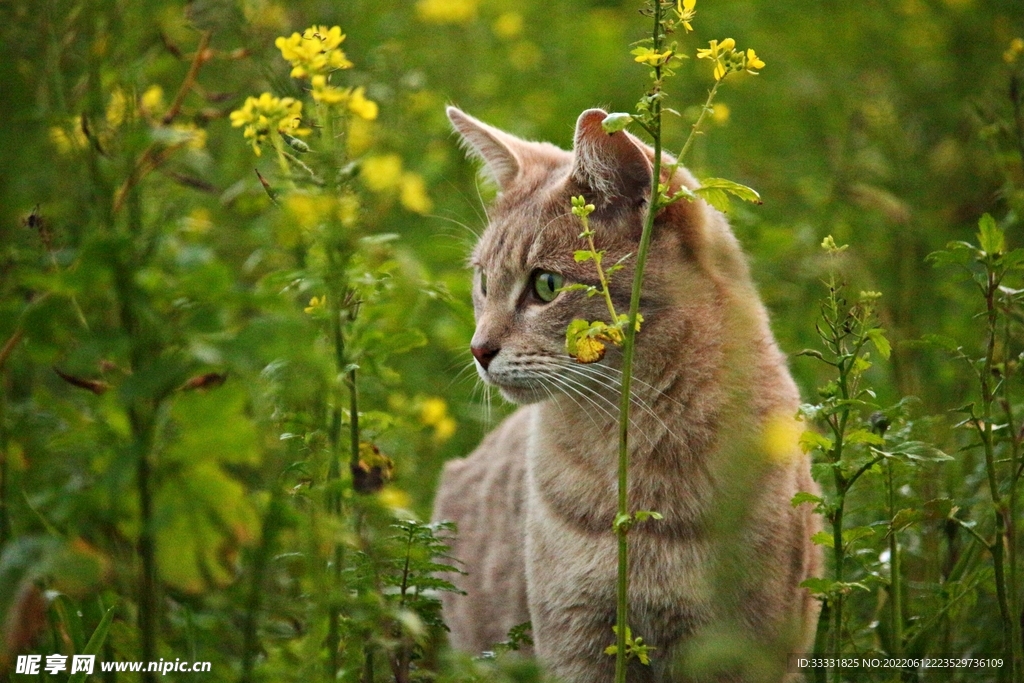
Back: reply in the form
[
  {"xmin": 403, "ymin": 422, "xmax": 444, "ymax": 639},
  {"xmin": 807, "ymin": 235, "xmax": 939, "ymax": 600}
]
[
  {"xmin": 571, "ymin": 109, "xmax": 651, "ymax": 204},
  {"xmin": 447, "ymin": 106, "xmax": 523, "ymax": 190}
]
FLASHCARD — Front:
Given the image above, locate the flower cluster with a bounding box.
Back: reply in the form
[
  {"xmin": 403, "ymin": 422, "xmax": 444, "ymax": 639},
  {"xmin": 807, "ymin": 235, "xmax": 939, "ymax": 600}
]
[
  {"xmin": 275, "ymin": 25, "xmax": 352, "ymax": 79},
  {"xmin": 419, "ymin": 397, "xmax": 456, "ymax": 443},
  {"xmin": 1006, "ymin": 37, "xmax": 1024, "ymax": 65},
  {"xmin": 676, "ymin": 0, "xmax": 696, "ymax": 33},
  {"xmin": 273, "ymin": 25, "xmax": 379, "ymax": 120},
  {"xmin": 359, "ymin": 154, "xmax": 433, "ymax": 214},
  {"xmin": 696, "ymin": 38, "xmax": 765, "ymax": 80},
  {"xmin": 228, "ymin": 93, "xmax": 307, "ymax": 156}
]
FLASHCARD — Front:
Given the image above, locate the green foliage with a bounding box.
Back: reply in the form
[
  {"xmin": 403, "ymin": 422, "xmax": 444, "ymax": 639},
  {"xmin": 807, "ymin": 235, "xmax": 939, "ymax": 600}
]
[{"xmin": 0, "ymin": 0, "xmax": 1021, "ymax": 682}]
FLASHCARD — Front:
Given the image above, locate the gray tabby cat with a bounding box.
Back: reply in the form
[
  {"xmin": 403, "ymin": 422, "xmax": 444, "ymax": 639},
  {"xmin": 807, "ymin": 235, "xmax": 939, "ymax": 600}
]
[{"xmin": 432, "ymin": 106, "xmax": 821, "ymax": 682}]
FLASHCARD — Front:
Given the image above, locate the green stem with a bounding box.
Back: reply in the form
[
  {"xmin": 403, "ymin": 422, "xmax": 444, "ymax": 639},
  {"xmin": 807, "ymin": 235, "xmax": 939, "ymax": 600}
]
[
  {"xmin": 132, "ymin": 407, "xmax": 158, "ymax": 683},
  {"xmin": 979, "ymin": 270, "xmax": 1016, "ymax": 682},
  {"xmin": 615, "ymin": 3, "xmax": 664, "ymax": 681},
  {"xmin": 582, "ymin": 220, "xmax": 620, "ymax": 325},
  {"xmin": 240, "ymin": 494, "xmax": 283, "ymax": 683},
  {"xmin": 674, "ymin": 79, "xmax": 721, "ymax": 169},
  {"xmin": 830, "ymin": 489, "xmax": 845, "ymax": 683},
  {"xmin": 1001, "ymin": 313, "xmax": 1023, "ymax": 670},
  {"xmin": 886, "ymin": 459, "xmax": 903, "ymax": 656},
  {"xmin": 0, "ymin": 382, "xmax": 9, "ymax": 548},
  {"xmin": 326, "ymin": 277, "xmax": 346, "ymax": 676}
]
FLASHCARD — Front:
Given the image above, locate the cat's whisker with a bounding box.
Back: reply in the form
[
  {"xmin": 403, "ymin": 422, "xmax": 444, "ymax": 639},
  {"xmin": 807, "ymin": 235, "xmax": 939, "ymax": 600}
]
[
  {"xmin": 571, "ymin": 359, "xmax": 689, "ymax": 414},
  {"xmin": 546, "ymin": 357, "xmax": 681, "ymax": 445},
  {"xmin": 427, "ymin": 211, "xmax": 483, "ymax": 241},
  {"xmin": 542, "ymin": 370, "xmax": 658, "ymax": 450},
  {"xmin": 447, "ymin": 360, "xmax": 480, "ymax": 391},
  {"xmin": 556, "ymin": 360, "xmax": 674, "ymax": 426},
  {"xmin": 538, "ymin": 371, "xmax": 610, "ymax": 435}
]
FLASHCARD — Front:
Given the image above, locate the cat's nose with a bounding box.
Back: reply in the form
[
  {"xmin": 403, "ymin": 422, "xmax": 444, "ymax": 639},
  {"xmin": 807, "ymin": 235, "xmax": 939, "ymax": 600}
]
[{"xmin": 471, "ymin": 344, "xmax": 499, "ymax": 371}]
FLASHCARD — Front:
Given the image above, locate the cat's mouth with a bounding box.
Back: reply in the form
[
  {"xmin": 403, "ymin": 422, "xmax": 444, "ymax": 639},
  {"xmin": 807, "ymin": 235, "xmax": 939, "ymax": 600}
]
[{"xmin": 478, "ymin": 367, "xmax": 552, "ymax": 405}]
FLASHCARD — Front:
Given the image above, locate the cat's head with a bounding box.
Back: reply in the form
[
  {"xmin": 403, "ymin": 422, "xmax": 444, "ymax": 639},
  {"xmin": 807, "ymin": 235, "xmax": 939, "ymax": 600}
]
[{"xmin": 448, "ymin": 106, "xmax": 745, "ymax": 405}]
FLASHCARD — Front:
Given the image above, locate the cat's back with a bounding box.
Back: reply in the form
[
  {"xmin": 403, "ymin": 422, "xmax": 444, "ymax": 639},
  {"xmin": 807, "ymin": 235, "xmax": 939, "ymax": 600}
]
[{"xmin": 433, "ymin": 405, "xmax": 534, "ymax": 653}]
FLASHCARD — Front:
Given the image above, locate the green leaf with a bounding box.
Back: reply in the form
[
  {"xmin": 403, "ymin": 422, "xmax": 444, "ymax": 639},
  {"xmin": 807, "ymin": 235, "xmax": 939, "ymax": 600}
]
[
  {"xmin": 891, "ymin": 507, "xmax": 924, "ymax": 534},
  {"xmin": 634, "ymin": 510, "xmax": 664, "ymax": 523},
  {"xmin": 694, "ymin": 186, "xmax": 731, "ymax": 212},
  {"xmin": 811, "ymin": 531, "xmax": 834, "ymax": 548},
  {"xmin": 886, "ymin": 441, "xmax": 955, "ymax": 463},
  {"xmin": 574, "ymin": 250, "xmax": 596, "ymax": 263},
  {"xmin": 800, "ymin": 577, "xmax": 836, "ymax": 595},
  {"xmin": 846, "ymin": 429, "xmax": 885, "ymax": 446},
  {"xmin": 843, "ymin": 525, "xmax": 875, "ymax": 547},
  {"xmin": 919, "ymin": 334, "xmax": 962, "ymax": 353},
  {"xmin": 799, "ymin": 430, "xmax": 833, "ymax": 454},
  {"xmin": 866, "ymin": 328, "xmax": 891, "ymax": 360},
  {"xmin": 68, "ymin": 602, "xmax": 117, "ymax": 683},
  {"xmin": 977, "ymin": 213, "xmax": 1005, "ymax": 256},
  {"xmin": 696, "ymin": 178, "xmax": 762, "ymax": 209},
  {"xmin": 601, "ymin": 112, "xmax": 634, "ymax": 134},
  {"xmin": 566, "ymin": 318, "xmax": 591, "ymax": 356},
  {"xmin": 791, "ymin": 491, "xmax": 824, "ymax": 508},
  {"xmin": 613, "ymin": 513, "xmax": 633, "ymax": 534},
  {"xmin": 560, "ymin": 283, "xmax": 595, "ymax": 293}
]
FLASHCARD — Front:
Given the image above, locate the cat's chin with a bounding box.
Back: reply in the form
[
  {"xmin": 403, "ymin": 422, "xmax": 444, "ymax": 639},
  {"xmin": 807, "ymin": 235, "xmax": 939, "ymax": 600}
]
[{"xmin": 496, "ymin": 385, "xmax": 550, "ymax": 405}]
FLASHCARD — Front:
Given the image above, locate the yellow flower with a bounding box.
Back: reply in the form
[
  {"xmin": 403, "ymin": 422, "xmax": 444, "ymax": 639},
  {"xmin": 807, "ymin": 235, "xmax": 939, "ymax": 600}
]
[
  {"xmin": 696, "ymin": 37, "xmax": 735, "ymax": 61},
  {"xmin": 360, "ymin": 154, "xmax": 404, "ymax": 192},
  {"xmin": 745, "ymin": 48, "xmax": 765, "ymax": 74},
  {"xmin": 106, "ymin": 88, "xmax": 128, "ymax": 128},
  {"xmin": 420, "ymin": 397, "xmax": 456, "ymax": 443},
  {"xmin": 347, "ymin": 86, "xmax": 379, "ymax": 120},
  {"xmin": 399, "ymin": 172, "xmax": 432, "ymax": 214},
  {"xmin": 275, "ymin": 25, "xmax": 352, "ymax": 80},
  {"xmin": 434, "ymin": 417, "xmax": 456, "ymax": 442},
  {"xmin": 493, "ymin": 12, "xmax": 523, "ymax": 39},
  {"xmin": 310, "ymin": 74, "xmax": 349, "ymax": 105},
  {"xmin": 711, "ymin": 102, "xmax": 730, "ymax": 124},
  {"xmin": 229, "ymin": 92, "xmax": 307, "ymax": 156},
  {"xmin": 696, "ymin": 39, "xmax": 764, "ymax": 81},
  {"xmin": 170, "ymin": 123, "xmax": 207, "ymax": 150},
  {"xmin": 574, "ymin": 337, "xmax": 606, "ymax": 364},
  {"xmin": 49, "ymin": 118, "xmax": 89, "ymax": 154},
  {"xmin": 285, "ymin": 192, "xmax": 337, "ymax": 231},
  {"xmin": 416, "ymin": 0, "xmax": 478, "ymax": 24},
  {"xmin": 1005, "ymin": 37, "xmax": 1024, "ymax": 64},
  {"xmin": 420, "ymin": 397, "xmax": 448, "ymax": 426},
  {"xmin": 347, "ymin": 117, "xmax": 375, "ymax": 156},
  {"xmin": 632, "ymin": 47, "xmax": 674, "ymax": 67},
  {"xmin": 140, "ymin": 85, "xmax": 166, "ymax": 119},
  {"xmin": 379, "ymin": 486, "xmax": 412, "ymax": 511},
  {"xmin": 304, "ymin": 295, "xmax": 326, "ymax": 314},
  {"xmin": 676, "ymin": 0, "xmax": 696, "ymax": 32},
  {"xmin": 337, "ymin": 193, "xmax": 361, "ymax": 227}
]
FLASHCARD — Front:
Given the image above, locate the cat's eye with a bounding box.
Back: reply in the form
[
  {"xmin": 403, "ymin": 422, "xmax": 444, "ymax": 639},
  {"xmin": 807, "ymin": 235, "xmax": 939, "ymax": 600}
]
[
  {"xmin": 479, "ymin": 270, "xmax": 487, "ymax": 296},
  {"xmin": 532, "ymin": 271, "xmax": 564, "ymax": 303}
]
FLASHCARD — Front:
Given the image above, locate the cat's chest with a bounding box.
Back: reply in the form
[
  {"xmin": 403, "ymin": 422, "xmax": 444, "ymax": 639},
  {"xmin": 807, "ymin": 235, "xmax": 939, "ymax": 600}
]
[{"xmin": 525, "ymin": 401, "xmax": 716, "ymax": 536}]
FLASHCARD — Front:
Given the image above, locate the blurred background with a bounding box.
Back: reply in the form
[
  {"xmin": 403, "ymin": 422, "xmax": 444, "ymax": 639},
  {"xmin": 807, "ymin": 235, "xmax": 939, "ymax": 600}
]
[{"xmin": 0, "ymin": 0, "xmax": 1022, "ymax": 680}]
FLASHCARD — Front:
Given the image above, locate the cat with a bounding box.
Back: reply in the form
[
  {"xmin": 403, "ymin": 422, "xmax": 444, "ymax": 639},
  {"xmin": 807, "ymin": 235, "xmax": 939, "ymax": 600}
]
[{"xmin": 432, "ymin": 106, "xmax": 822, "ymax": 682}]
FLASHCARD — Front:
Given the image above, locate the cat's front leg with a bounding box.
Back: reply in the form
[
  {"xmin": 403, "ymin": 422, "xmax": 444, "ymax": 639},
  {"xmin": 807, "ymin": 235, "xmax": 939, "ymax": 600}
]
[{"xmin": 525, "ymin": 501, "xmax": 659, "ymax": 683}]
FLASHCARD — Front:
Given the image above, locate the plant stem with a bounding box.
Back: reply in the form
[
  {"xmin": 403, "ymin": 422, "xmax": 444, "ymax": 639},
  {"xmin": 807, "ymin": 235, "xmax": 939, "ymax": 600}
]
[
  {"xmin": 240, "ymin": 494, "xmax": 282, "ymax": 683},
  {"xmin": 886, "ymin": 459, "xmax": 903, "ymax": 656},
  {"xmin": 326, "ymin": 279, "xmax": 345, "ymax": 676},
  {"xmin": 615, "ymin": 3, "xmax": 664, "ymax": 681},
  {"xmin": 0, "ymin": 382, "xmax": 9, "ymax": 548},
  {"xmin": 131, "ymin": 406, "xmax": 158, "ymax": 683},
  {"xmin": 582, "ymin": 223, "xmax": 620, "ymax": 325},
  {"xmin": 979, "ymin": 269, "xmax": 1016, "ymax": 683},
  {"xmin": 674, "ymin": 80, "xmax": 721, "ymax": 171},
  {"xmin": 1001, "ymin": 313, "xmax": 1023, "ymax": 672},
  {"xmin": 830, "ymin": 488, "xmax": 845, "ymax": 683}
]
